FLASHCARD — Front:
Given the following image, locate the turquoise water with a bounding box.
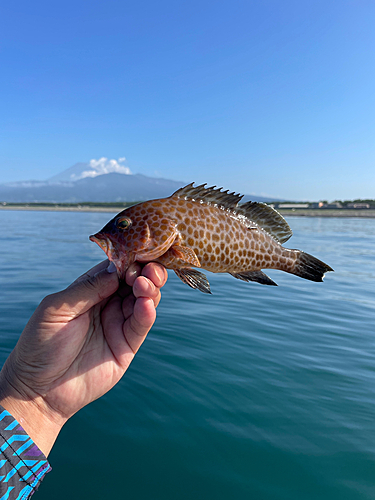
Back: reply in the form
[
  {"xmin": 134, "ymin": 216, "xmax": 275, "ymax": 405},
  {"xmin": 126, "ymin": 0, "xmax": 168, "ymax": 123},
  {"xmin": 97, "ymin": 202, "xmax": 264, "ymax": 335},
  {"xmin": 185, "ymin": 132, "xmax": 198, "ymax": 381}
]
[{"xmin": 0, "ymin": 211, "xmax": 374, "ymax": 499}]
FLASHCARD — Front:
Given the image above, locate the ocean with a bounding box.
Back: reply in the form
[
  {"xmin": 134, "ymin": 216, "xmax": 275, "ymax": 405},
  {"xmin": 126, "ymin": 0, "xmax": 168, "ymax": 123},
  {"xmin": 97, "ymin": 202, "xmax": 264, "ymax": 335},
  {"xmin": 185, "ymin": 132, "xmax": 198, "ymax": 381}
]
[{"xmin": 0, "ymin": 210, "xmax": 374, "ymax": 499}]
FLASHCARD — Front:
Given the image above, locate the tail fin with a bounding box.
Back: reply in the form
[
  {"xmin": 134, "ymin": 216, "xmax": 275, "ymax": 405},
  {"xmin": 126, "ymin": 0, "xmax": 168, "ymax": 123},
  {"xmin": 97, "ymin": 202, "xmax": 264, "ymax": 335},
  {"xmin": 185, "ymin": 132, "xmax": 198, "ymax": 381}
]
[{"xmin": 292, "ymin": 251, "xmax": 333, "ymax": 282}]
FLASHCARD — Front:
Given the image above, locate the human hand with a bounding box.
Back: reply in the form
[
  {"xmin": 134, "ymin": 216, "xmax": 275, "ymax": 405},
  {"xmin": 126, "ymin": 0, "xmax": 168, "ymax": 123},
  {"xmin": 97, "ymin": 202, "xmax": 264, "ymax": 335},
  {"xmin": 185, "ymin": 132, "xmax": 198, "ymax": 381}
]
[{"xmin": 0, "ymin": 260, "xmax": 167, "ymax": 455}]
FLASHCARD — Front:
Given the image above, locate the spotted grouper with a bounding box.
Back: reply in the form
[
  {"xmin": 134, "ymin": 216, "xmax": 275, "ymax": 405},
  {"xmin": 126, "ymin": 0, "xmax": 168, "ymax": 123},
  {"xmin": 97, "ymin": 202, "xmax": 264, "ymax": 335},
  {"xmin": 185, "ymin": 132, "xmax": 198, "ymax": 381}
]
[{"xmin": 90, "ymin": 183, "xmax": 333, "ymax": 293}]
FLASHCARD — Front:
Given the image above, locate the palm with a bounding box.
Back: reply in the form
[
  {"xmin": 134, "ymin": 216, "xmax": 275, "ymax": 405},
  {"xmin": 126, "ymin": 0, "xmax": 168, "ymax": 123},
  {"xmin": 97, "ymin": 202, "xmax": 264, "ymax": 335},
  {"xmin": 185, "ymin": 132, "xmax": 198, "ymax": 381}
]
[
  {"xmin": 50, "ymin": 288, "xmax": 147, "ymax": 415},
  {"xmin": 42, "ymin": 301, "xmax": 126, "ymax": 417}
]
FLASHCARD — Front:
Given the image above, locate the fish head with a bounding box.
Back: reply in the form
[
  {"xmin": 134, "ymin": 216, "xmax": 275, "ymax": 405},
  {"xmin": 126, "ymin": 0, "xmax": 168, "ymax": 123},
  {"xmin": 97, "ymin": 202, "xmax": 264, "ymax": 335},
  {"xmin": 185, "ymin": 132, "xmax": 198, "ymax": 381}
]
[{"xmin": 89, "ymin": 206, "xmax": 151, "ymax": 279}]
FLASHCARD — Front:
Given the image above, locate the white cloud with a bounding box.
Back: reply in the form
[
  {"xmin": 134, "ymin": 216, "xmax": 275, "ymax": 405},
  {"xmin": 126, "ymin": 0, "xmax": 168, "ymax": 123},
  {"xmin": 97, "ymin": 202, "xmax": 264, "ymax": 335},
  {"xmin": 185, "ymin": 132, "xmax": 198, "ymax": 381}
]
[{"xmin": 71, "ymin": 157, "xmax": 131, "ymax": 180}]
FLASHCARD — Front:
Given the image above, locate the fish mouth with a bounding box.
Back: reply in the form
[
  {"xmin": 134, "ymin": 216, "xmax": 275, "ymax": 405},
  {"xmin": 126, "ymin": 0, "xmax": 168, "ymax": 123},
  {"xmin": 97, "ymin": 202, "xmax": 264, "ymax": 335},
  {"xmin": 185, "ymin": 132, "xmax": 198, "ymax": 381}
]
[
  {"xmin": 89, "ymin": 232, "xmax": 131, "ymax": 280},
  {"xmin": 89, "ymin": 233, "xmax": 110, "ymax": 255}
]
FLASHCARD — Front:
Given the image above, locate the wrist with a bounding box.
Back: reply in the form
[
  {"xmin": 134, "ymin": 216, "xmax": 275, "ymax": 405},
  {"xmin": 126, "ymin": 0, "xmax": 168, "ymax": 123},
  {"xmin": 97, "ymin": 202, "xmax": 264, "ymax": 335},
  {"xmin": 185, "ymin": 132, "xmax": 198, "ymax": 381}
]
[{"xmin": 0, "ymin": 366, "xmax": 65, "ymax": 457}]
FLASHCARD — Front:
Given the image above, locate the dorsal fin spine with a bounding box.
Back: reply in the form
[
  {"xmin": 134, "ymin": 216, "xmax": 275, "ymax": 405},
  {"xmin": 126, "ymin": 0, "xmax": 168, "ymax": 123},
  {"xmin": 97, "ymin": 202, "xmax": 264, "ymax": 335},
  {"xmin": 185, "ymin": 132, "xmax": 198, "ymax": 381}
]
[{"xmin": 171, "ymin": 183, "xmax": 243, "ymax": 210}]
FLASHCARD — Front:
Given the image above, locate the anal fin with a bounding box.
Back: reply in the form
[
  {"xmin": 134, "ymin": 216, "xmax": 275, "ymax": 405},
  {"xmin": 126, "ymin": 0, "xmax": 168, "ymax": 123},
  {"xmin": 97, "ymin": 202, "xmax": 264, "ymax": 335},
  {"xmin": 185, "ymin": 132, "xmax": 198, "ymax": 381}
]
[
  {"xmin": 174, "ymin": 268, "xmax": 212, "ymax": 294},
  {"xmin": 229, "ymin": 270, "xmax": 278, "ymax": 286}
]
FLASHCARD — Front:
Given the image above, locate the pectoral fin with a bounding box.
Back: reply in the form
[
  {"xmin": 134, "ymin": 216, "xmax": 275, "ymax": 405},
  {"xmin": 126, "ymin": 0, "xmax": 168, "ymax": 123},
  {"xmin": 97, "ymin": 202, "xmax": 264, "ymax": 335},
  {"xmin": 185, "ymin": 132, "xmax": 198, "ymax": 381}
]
[
  {"xmin": 174, "ymin": 268, "xmax": 212, "ymax": 294},
  {"xmin": 170, "ymin": 245, "xmax": 201, "ymax": 267},
  {"xmin": 155, "ymin": 245, "xmax": 201, "ymax": 268},
  {"xmin": 229, "ymin": 270, "xmax": 278, "ymax": 286}
]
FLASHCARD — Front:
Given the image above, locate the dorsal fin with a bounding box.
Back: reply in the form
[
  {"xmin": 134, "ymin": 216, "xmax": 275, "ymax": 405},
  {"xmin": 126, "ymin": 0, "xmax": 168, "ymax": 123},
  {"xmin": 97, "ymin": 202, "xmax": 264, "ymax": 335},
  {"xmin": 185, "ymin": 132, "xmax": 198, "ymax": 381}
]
[
  {"xmin": 236, "ymin": 201, "xmax": 293, "ymax": 244},
  {"xmin": 171, "ymin": 183, "xmax": 243, "ymax": 210},
  {"xmin": 171, "ymin": 183, "xmax": 292, "ymax": 244}
]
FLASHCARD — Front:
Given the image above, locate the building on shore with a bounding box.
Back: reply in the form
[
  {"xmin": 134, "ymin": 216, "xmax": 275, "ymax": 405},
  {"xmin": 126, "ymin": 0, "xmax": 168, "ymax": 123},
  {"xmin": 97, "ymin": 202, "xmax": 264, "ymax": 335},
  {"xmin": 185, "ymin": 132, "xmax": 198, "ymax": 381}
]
[
  {"xmin": 320, "ymin": 202, "xmax": 343, "ymax": 209},
  {"xmin": 347, "ymin": 203, "xmax": 370, "ymax": 209},
  {"xmin": 278, "ymin": 203, "xmax": 310, "ymax": 209}
]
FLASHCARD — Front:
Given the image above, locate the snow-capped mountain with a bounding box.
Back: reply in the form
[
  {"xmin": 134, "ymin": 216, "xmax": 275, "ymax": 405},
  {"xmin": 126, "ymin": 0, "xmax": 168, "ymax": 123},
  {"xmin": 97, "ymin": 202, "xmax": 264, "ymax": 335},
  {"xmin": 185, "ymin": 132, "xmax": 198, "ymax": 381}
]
[{"xmin": 0, "ymin": 158, "xmax": 278, "ymax": 203}]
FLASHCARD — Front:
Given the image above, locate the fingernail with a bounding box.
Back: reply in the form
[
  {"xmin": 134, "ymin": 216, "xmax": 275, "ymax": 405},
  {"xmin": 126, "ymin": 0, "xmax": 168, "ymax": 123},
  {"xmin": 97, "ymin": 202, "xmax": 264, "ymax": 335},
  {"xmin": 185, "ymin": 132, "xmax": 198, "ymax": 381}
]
[{"xmin": 107, "ymin": 262, "xmax": 117, "ymax": 273}]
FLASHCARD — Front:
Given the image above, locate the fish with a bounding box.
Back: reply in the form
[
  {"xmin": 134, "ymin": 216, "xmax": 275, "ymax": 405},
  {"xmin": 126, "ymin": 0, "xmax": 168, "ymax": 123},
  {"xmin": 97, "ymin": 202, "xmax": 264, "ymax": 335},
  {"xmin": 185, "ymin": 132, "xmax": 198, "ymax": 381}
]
[{"xmin": 89, "ymin": 183, "xmax": 333, "ymax": 293}]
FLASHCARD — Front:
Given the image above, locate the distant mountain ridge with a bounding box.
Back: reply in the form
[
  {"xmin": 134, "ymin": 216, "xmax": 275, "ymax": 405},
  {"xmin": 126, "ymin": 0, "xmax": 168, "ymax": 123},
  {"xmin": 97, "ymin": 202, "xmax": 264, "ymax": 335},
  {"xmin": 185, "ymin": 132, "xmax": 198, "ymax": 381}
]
[{"xmin": 0, "ymin": 162, "xmax": 280, "ymax": 203}]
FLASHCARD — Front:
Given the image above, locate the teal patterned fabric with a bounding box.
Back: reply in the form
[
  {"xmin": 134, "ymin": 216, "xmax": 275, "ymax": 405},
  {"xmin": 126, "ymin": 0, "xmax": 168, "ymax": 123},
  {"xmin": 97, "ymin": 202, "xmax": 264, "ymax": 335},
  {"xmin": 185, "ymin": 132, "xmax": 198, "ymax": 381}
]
[{"xmin": 0, "ymin": 406, "xmax": 51, "ymax": 499}]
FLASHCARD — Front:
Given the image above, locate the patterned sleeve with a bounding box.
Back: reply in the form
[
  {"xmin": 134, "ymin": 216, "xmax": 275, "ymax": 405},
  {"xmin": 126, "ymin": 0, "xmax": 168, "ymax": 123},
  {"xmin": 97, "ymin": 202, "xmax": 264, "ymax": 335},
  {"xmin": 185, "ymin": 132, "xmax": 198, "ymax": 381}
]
[{"xmin": 0, "ymin": 405, "xmax": 51, "ymax": 499}]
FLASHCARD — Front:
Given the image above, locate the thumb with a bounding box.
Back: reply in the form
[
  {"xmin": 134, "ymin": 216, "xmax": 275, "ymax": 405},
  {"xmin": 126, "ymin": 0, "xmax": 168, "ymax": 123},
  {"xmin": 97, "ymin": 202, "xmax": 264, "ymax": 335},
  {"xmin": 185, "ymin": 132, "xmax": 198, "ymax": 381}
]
[{"xmin": 48, "ymin": 262, "xmax": 119, "ymax": 319}]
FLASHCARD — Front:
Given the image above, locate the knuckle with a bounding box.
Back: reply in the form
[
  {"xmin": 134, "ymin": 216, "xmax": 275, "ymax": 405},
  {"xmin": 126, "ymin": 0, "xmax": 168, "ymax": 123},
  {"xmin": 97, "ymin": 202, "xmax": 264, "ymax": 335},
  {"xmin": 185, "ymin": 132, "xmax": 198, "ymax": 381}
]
[{"xmin": 82, "ymin": 276, "xmax": 97, "ymax": 291}]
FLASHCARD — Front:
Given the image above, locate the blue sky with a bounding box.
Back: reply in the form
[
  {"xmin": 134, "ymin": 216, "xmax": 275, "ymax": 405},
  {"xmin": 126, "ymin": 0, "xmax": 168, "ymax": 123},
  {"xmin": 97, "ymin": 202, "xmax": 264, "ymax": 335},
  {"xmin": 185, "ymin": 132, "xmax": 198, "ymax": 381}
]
[{"xmin": 1, "ymin": 0, "xmax": 374, "ymax": 200}]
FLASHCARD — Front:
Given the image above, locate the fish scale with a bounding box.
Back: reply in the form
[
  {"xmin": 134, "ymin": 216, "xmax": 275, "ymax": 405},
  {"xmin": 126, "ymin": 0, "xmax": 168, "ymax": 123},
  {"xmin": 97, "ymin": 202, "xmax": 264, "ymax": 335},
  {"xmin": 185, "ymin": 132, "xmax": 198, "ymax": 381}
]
[{"xmin": 90, "ymin": 183, "xmax": 333, "ymax": 293}]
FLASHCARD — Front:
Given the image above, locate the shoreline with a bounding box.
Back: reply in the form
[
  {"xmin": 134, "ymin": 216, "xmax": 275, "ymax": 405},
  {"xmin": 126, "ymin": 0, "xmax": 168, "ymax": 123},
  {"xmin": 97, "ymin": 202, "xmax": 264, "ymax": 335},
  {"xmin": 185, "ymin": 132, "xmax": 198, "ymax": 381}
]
[{"xmin": 1, "ymin": 205, "xmax": 375, "ymax": 218}]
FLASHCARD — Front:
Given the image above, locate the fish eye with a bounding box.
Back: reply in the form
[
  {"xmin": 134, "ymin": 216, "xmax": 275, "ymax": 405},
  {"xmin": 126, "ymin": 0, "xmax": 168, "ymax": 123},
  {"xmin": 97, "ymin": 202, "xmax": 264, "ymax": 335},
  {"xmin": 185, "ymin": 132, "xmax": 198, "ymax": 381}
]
[{"xmin": 116, "ymin": 217, "xmax": 132, "ymax": 230}]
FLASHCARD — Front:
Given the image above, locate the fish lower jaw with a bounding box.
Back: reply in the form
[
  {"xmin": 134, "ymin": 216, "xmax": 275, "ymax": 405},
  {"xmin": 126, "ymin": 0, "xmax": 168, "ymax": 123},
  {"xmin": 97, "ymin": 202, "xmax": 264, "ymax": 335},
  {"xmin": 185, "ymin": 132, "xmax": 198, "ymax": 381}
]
[{"xmin": 89, "ymin": 234, "xmax": 109, "ymax": 253}]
